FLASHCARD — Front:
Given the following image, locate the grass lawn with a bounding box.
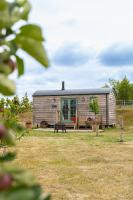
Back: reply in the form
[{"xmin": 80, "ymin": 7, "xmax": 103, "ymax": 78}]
[{"xmin": 13, "ymin": 129, "xmax": 133, "ymax": 200}]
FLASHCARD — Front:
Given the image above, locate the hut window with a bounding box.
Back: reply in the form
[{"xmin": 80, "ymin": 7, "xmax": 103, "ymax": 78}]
[
  {"xmin": 52, "ymin": 104, "xmax": 57, "ymax": 109},
  {"xmin": 52, "ymin": 98, "xmax": 56, "ymax": 103},
  {"xmin": 51, "ymin": 98, "xmax": 57, "ymax": 109}
]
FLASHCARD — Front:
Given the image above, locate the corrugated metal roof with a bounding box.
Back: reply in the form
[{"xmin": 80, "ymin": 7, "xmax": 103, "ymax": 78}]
[{"xmin": 33, "ymin": 88, "xmax": 112, "ymax": 97}]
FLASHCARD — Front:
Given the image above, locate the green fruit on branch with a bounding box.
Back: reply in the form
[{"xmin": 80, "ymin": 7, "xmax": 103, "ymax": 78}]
[
  {"xmin": 4, "ymin": 130, "xmax": 16, "ymax": 146},
  {"xmin": 0, "ymin": 64, "xmax": 12, "ymax": 75},
  {"xmin": 0, "ymin": 107, "xmax": 4, "ymax": 112},
  {"xmin": 0, "ymin": 174, "xmax": 13, "ymax": 191},
  {"xmin": 0, "ymin": 125, "xmax": 16, "ymax": 145},
  {"xmin": 0, "ymin": 74, "xmax": 16, "ymax": 96},
  {"xmin": 0, "ymin": 125, "xmax": 7, "ymax": 140},
  {"xmin": 4, "ymin": 59, "xmax": 16, "ymax": 73}
]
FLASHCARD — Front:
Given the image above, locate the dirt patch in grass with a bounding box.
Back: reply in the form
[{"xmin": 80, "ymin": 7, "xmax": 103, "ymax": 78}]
[{"xmin": 12, "ymin": 131, "xmax": 133, "ymax": 200}]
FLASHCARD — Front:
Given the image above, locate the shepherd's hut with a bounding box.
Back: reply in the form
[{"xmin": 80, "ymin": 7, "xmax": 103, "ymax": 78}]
[{"xmin": 33, "ymin": 82, "xmax": 116, "ymax": 128}]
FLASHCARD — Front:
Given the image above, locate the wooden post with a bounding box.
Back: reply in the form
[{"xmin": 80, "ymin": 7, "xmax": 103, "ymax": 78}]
[
  {"xmin": 96, "ymin": 124, "xmax": 99, "ymax": 137},
  {"xmin": 56, "ymin": 110, "xmax": 58, "ymax": 123},
  {"xmin": 58, "ymin": 110, "xmax": 61, "ymax": 123},
  {"xmin": 75, "ymin": 109, "xmax": 78, "ymax": 130},
  {"xmin": 118, "ymin": 117, "xmax": 124, "ymax": 142},
  {"xmin": 120, "ymin": 119, "xmax": 124, "ymax": 142}
]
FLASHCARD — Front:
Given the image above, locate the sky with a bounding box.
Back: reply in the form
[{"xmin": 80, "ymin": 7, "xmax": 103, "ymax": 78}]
[{"xmin": 11, "ymin": 0, "xmax": 133, "ymax": 98}]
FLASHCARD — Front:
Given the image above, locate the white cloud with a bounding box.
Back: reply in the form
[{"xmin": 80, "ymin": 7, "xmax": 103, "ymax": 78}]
[
  {"xmin": 30, "ymin": 0, "xmax": 133, "ymax": 49},
  {"xmin": 10, "ymin": 0, "xmax": 133, "ymax": 98}
]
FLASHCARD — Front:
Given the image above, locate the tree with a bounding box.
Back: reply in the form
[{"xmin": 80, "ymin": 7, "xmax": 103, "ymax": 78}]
[
  {"xmin": 89, "ymin": 97, "xmax": 99, "ymax": 116},
  {"xmin": 0, "ymin": 98, "xmax": 5, "ymax": 112},
  {"xmin": 102, "ymin": 83, "xmax": 110, "ymax": 88},
  {"xmin": 0, "ymin": 95, "xmax": 32, "ymax": 116},
  {"xmin": 117, "ymin": 77, "xmax": 132, "ymax": 100},
  {"xmin": 0, "ymin": 0, "xmax": 50, "ymax": 199},
  {"xmin": 108, "ymin": 77, "xmax": 133, "ymax": 100},
  {"xmin": 108, "ymin": 78, "xmax": 119, "ymax": 99},
  {"xmin": 21, "ymin": 93, "xmax": 32, "ymax": 113},
  {"xmin": 89, "ymin": 97, "xmax": 100, "ymax": 136},
  {"xmin": 9, "ymin": 96, "xmax": 21, "ymax": 115}
]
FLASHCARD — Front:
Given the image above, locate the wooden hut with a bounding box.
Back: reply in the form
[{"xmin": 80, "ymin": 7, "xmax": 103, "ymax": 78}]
[{"xmin": 33, "ymin": 83, "xmax": 116, "ymax": 128}]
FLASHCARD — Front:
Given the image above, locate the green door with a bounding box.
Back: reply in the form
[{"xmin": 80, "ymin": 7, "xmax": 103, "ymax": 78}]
[{"xmin": 61, "ymin": 98, "xmax": 77, "ymax": 123}]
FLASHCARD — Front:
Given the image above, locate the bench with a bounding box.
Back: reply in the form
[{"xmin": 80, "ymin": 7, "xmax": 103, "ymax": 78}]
[{"xmin": 54, "ymin": 123, "xmax": 66, "ymax": 133}]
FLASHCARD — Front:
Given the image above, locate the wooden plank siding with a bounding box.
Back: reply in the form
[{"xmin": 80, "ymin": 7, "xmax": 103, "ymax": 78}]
[
  {"xmin": 33, "ymin": 93, "xmax": 116, "ymax": 127},
  {"xmin": 108, "ymin": 92, "xmax": 116, "ymax": 125},
  {"xmin": 76, "ymin": 95, "xmax": 107, "ymax": 126}
]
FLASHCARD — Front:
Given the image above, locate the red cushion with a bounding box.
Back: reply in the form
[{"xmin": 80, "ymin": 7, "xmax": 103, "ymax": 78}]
[{"xmin": 71, "ymin": 117, "xmax": 77, "ymax": 123}]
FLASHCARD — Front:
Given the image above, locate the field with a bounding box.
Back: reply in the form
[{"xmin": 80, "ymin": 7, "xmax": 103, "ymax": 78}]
[{"xmin": 13, "ymin": 129, "xmax": 133, "ymax": 200}]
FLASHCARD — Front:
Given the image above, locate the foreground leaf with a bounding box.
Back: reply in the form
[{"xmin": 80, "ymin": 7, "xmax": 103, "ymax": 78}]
[
  {"xmin": 14, "ymin": 36, "xmax": 49, "ymax": 67},
  {"xmin": 20, "ymin": 24, "xmax": 44, "ymax": 41},
  {"xmin": 41, "ymin": 194, "xmax": 51, "ymax": 200},
  {"xmin": 4, "ymin": 130, "xmax": 16, "ymax": 146},
  {"xmin": 0, "ymin": 152, "xmax": 16, "ymax": 162},
  {"xmin": 16, "ymin": 0, "xmax": 27, "ymax": 6},
  {"xmin": 0, "ymin": 185, "xmax": 42, "ymax": 200},
  {"xmin": 0, "ymin": 0, "xmax": 7, "ymax": 11},
  {"xmin": 16, "ymin": 56, "xmax": 24, "ymax": 77},
  {"xmin": 13, "ymin": 171, "xmax": 36, "ymax": 186},
  {"xmin": 20, "ymin": 1, "xmax": 31, "ymax": 20},
  {"xmin": 0, "ymin": 75, "xmax": 16, "ymax": 96}
]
